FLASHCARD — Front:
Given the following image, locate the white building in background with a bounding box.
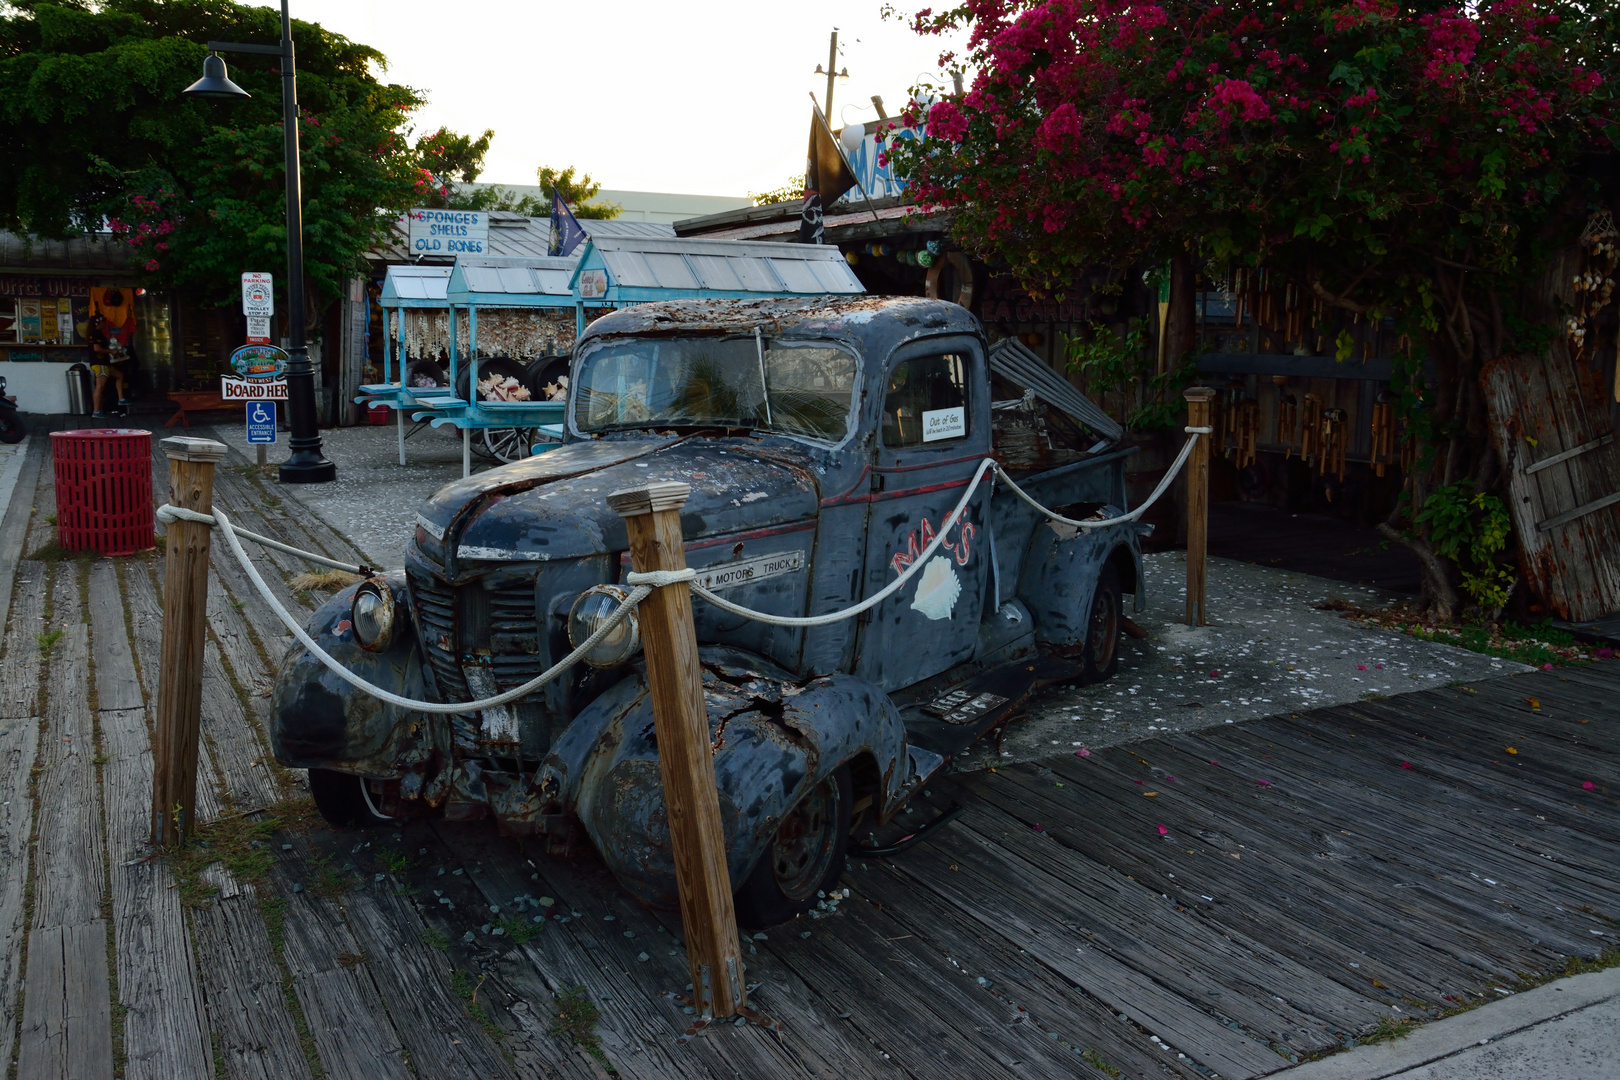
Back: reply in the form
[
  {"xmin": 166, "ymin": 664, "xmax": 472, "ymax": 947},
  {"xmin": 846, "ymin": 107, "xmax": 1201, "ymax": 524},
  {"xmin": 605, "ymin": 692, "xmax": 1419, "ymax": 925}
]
[{"xmin": 467, "ymin": 185, "xmax": 752, "ymax": 226}]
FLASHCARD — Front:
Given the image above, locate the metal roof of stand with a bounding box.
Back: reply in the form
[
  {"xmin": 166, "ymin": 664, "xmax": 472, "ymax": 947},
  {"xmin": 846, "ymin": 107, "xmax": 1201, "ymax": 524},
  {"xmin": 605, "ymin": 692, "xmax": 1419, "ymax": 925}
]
[
  {"xmin": 567, "ymin": 236, "xmax": 865, "ymax": 303},
  {"xmin": 445, "ymin": 256, "xmax": 581, "ymax": 307},
  {"xmin": 379, "ymin": 263, "xmax": 452, "ymax": 307}
]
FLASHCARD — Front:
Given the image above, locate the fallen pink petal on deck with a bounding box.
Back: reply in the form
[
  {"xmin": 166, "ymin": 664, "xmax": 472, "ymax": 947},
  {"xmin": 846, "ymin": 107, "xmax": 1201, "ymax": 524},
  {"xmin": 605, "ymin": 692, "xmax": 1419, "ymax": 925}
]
[
  {"xmin": 1584, "ymin": 781, "xmax": 1597, "ymax": 791},
  {"xmin": 1156, "ymin": 824, "xmax": 1169, "ymax": 836},
  {"xmin": 1401, "ymin": 761, "xmax": 1413, "ymax": 769},
  {"xmin": 1075, "ymin": 748, "xmax": 1091, "ymax": 758}
]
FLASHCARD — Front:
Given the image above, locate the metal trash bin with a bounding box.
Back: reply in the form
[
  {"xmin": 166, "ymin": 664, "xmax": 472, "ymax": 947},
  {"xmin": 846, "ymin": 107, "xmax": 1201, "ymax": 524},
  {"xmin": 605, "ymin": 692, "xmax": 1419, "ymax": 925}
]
[
  {"xmin": 51, "ymin": 429, "xmax": 155, "ymax": 555},
  {"xmin": 65, "ymin": 363, "xmax": 93, "ymax": 415}
]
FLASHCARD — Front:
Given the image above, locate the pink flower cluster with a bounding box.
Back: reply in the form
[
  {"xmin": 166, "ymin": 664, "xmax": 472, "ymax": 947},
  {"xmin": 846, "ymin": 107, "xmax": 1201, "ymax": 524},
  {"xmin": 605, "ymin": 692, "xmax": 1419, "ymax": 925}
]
[
  {"xmin": 1205, "ymin": 78, "xmax": 1272, "ymax": 123},
  {"xmin": 1420, "ymin": 10, "xmax": 1481, "ymax": 88}
]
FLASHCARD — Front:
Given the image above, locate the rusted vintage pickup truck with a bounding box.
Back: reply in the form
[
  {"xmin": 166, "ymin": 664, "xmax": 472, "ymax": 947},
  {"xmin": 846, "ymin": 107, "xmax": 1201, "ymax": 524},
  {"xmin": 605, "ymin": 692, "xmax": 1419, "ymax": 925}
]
[{"xmin": 272, "ymin": 295, "xmax": 1145, "ymax": 926}]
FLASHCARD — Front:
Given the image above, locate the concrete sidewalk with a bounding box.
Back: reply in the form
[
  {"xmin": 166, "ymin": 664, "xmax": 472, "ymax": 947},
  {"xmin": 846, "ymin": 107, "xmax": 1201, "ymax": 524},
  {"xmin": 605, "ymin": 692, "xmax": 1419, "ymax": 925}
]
[{"xmin": 1273, "ymin": 967, "xmax": 1620, "ymax": 1079}]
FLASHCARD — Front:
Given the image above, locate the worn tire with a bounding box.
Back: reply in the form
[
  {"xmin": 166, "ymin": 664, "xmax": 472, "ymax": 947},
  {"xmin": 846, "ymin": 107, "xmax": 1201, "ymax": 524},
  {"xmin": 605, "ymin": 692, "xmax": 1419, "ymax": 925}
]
[
  {"xmin": 454, "ymin": 356, "xmax": 529, "ymax": 403},
  {"xmin": 0, "ymin": 412, "xmax": 23, "ymax": 445},
  {"xmin": 735, "ymin": 765, "xmax": 852, "ymax": 930},
  {"xmin": 1080, "ymin": 563, "xmax": 1123, "ymax": 684},
  {"xmin": 405, "ymin": 358, "xmax": 447, "ymax": 389},
  {"xmin": 308, "ymin": 768, "xmax": 392, "ymax": 828},
  {"xmin": 525, "ymin": 356, "xmax": 571, "ymax": 401}
]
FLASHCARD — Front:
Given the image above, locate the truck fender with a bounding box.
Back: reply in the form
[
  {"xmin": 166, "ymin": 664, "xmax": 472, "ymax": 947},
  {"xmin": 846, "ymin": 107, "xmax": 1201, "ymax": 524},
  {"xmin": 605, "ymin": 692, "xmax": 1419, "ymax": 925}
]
[
  {"xmin": 269, "ymin": 571, "xmax": 427, "ymax": 774},
  {"xmin": 1016, "ymin": 518, "xmax": 1142, "ymax": 645},
  {"xmin": 535, "ymin": 647, "xmax": 920, "ymax": 911}
]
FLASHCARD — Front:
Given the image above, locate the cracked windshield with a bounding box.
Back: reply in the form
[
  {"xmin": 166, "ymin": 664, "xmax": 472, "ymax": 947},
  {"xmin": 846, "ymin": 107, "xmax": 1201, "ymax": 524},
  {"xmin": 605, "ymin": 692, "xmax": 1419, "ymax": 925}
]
[{"xmin": 573, "ymin": 336, "xmax": 856, "ymax": 441}]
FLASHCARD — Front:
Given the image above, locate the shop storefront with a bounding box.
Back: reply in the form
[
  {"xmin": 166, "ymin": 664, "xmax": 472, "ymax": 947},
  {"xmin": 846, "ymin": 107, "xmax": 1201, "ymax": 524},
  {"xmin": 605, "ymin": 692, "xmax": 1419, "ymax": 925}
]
[{"xmin": 0, "ymin": 232, "xmax": 175, "ymax": 414}]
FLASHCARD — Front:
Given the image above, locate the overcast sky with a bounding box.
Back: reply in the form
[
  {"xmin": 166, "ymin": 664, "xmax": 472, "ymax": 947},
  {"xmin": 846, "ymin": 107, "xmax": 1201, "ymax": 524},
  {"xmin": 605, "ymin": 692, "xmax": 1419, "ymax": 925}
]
[{"xmin": 254, "ymin": 1, "xmax": 967, "ymax": 198}]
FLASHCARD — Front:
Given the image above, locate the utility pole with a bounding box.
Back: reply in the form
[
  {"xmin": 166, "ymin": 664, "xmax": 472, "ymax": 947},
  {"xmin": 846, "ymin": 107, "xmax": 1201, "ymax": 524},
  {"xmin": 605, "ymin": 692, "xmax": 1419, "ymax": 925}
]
[{"xmin": 814, "ymin": 30, "xmax": 847, "ymax": 122}]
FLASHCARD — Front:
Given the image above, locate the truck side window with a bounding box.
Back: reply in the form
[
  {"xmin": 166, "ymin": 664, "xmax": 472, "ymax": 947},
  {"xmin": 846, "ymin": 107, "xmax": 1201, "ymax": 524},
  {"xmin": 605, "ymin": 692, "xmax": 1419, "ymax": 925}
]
[{"xmin": 883, "ymin": 353, "xmax": 969, "ymax": 447}]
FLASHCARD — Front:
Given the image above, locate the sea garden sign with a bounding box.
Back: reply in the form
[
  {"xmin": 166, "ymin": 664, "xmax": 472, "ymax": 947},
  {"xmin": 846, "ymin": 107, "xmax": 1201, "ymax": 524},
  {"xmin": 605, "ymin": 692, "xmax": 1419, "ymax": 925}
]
[{"xmin": 222, "ymin": 344, "xmax": 289, "ymax": 401}]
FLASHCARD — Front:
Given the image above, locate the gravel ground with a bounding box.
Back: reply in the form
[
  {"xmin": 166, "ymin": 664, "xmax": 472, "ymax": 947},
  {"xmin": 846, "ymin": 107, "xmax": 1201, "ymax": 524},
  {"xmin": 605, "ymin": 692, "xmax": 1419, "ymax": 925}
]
[
  {"xmin": 203, "ymin": 420, "xmax": 478, "ymax": 566},
  {"xmin": 247, "ymin": 423, "xmax": 1524, "ymax": 763},
  {"xmin": 955, "ymin": 551, "xmax": 1529, "ymax": 770}
]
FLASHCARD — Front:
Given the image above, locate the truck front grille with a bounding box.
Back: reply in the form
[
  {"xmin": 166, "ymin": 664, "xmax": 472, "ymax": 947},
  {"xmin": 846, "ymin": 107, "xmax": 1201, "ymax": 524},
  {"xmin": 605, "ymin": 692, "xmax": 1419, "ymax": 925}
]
[{"xmin": 407, "ymin": 568, "xmax": 546, "ymax": 707}]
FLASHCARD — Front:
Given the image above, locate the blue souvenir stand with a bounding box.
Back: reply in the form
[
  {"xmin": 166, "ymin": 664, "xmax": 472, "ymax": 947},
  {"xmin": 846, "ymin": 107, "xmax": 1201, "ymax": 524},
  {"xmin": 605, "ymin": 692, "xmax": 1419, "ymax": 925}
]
[
  {"xmin": 359, "ymin": 264, "xmax": 456, "ymax": 465},
  {"xmin": 361, "ymin": 239, "xmax": 866, "ymax": 477}
]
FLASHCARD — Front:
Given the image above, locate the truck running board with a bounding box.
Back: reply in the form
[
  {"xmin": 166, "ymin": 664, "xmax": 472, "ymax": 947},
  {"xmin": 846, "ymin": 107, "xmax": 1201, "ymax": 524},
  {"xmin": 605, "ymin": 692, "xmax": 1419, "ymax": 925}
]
[{"xmin": 852, "ymin": 802, "xmax": 965, "ymax": 857}]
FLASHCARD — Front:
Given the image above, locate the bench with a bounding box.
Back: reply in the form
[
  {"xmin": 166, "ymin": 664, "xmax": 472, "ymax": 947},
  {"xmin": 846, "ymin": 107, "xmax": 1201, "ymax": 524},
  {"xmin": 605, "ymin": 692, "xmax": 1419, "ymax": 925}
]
[{"xmin": 165, "ymin": 391, "xmax": 231, "ymax": 428}]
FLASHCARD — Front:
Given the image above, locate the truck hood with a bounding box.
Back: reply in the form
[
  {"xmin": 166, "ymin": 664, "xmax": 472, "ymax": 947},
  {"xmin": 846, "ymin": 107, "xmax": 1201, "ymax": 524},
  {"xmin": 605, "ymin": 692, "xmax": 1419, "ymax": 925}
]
[{"xmin": 417, "ymin": 437, "xmax": 823, "ymax": 572}]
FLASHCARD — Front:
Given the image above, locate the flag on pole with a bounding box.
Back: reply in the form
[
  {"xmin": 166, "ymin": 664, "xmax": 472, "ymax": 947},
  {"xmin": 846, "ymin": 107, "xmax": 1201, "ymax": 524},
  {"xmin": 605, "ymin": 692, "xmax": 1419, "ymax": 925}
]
[
  {"xmin": 799, "ymin": 103, "xmax": 859, "ymax": 244},
  {"xmin": 549, "ymin": 191, "xmax": 588, "ymax": 256}
]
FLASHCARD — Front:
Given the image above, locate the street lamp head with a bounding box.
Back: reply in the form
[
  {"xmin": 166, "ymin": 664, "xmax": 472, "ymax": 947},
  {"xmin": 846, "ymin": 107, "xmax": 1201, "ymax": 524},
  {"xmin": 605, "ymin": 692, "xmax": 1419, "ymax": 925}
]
[{"xmin": 182, "ymin": 53, "xmax": 250, "ymax": 99}]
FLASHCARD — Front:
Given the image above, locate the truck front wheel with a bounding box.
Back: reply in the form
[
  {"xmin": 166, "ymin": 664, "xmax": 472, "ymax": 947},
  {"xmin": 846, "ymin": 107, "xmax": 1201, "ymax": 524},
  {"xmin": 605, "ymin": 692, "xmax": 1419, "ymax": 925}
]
[
  {"xmin": 1081, "ymin": 564, "xmax": 1122, "ymax": 683},
  {"xmin": 308, "ymin": 769, "xmax": 394, "ymax": 827},
  {"xmin": 735, "ymin": 765, "xmax": 852, "ymax": 929}
]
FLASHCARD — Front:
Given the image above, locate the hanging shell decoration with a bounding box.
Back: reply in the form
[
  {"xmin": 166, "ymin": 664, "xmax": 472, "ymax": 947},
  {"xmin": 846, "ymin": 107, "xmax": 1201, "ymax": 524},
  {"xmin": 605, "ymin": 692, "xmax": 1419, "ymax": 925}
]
[{"xmin": 1569, "ymin": 211, "xmax": 1618, "ymax": 360}]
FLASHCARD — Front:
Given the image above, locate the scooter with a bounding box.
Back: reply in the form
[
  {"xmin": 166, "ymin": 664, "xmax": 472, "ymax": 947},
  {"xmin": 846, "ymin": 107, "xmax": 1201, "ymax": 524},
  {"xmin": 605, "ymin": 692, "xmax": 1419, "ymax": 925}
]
[{"xmin": 0, "ymin": 376, "xmax": 24, "ymax": 443}]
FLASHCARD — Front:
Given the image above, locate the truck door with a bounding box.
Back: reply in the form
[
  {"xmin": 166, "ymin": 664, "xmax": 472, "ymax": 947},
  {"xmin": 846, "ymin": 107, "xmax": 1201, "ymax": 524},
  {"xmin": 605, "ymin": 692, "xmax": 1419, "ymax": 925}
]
[{"xmin": 855, "ymin": 337, "xmax": 993, "ymax": 691}]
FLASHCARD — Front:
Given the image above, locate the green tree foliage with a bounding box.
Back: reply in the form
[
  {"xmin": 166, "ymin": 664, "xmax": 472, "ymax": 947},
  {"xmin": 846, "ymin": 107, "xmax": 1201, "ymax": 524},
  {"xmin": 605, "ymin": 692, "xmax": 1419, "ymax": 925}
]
[
  {"xmin": 537, "ymin": 165, "xmax": 620, "ymax": 219},
  {"xmin": 0, "ymin": 0, "xmax": 459, "ymax": 314},
  {"xmin": 749, "ymin": 176, "xmax": 806, "ymax": 206},
  {"xmin": 891, "ymin": 0, "xmax": 1620, "ymax": 619}
]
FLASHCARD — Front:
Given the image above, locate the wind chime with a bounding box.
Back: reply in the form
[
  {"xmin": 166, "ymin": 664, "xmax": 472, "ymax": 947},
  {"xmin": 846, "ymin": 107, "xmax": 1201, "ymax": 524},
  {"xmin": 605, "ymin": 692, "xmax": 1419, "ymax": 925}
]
[
  {"xmin": 1220, "ymin": 380, "xmax": 1258, "ymax": 467},
  {"xmin": 1300, "ymin": 392, "xmax": 1324, "ymax": 462},
  {"xmin": 1320, "ymin": 408, "xmax": 1349, "ymax": 481},
  {"xmin": 1232, "ymin": 267, "xmax": 1248, "ymax": 328},
  {"xmin": 1273, "ymin": 376, "xmax": 1298, "ymax": 455},
  {"xmin": 1369, "ymin": 393, "xmax": 1396, "ymax": 478},
  {"xmin": 1569, "ymin": 211, "xmax": 1618, "ymax": 362}
]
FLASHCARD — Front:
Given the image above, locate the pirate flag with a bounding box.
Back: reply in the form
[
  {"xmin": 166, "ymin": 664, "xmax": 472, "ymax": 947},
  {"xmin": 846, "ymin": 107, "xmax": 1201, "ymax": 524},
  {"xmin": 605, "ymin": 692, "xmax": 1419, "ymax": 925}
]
[{"xmin": 799, "ymin": 104, "xmax": 859, "ymax": 244}]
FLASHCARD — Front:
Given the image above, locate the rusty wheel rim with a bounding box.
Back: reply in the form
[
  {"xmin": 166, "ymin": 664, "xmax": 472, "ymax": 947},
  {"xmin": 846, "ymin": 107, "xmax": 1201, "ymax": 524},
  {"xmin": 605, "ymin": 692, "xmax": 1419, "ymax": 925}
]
[
  {"xmin": 771, "ymin": 777, "xmax": 838, "ymax": 902},
  {"xmin": 1087, "ymin": 584, "xmax": 1118, "ymax": 672}
]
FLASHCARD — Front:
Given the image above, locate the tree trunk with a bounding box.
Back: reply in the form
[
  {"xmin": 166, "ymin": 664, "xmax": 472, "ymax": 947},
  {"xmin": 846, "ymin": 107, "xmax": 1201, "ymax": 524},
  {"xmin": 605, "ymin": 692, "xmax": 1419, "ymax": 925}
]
[{"xmin": 1164, "ymin": 251, "xmax": 1198, "ymax": 371}]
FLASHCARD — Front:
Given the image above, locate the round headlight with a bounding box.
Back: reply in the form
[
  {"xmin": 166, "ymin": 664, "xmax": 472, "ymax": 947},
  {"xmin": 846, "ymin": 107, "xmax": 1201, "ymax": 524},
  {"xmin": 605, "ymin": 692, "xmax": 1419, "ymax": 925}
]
[
  {"xmin": 351, "ymin": 580, "xmax": 395, "ymax": 652},
  {"xmin": 567, "ymin": 585, "xmax": 641, "ymax": 669}
]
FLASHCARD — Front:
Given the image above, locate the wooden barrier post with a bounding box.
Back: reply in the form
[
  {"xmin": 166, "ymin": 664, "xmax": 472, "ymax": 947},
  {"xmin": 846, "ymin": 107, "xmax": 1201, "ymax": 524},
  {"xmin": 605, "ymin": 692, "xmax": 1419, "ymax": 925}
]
[
  {"xmin": 151, "ymin": 436, "xmax": 227, "ymax": 847},
  {"xmin": 607, "ymin": 481, "xmax": 746, "ymax": 1019},
  {"xmin": 1184, "ymin": 387, "xmax": 1216, "ymax": 627}
]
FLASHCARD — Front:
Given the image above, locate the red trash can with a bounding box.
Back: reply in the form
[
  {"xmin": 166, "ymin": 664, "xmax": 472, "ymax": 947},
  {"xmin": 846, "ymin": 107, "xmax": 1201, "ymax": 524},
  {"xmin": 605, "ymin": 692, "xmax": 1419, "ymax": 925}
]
[{"xmin": 51, "ymin": 429, "xmax": 155, "ymax": 556}]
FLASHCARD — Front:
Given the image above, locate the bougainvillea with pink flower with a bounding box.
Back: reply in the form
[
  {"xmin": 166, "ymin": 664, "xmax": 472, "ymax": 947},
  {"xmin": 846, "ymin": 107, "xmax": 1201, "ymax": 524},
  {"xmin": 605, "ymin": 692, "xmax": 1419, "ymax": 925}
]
[{"xmin": 889, "ymin": 0, "xmax": 1620, "ymax": 621}]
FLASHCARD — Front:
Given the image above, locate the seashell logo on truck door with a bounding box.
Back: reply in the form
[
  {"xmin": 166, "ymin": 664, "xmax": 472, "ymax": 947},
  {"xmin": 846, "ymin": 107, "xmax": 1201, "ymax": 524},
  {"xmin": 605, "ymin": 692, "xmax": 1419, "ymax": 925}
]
[{"xmin": 890, "ymin": 512, "xmax": 976, "ymax": 621}]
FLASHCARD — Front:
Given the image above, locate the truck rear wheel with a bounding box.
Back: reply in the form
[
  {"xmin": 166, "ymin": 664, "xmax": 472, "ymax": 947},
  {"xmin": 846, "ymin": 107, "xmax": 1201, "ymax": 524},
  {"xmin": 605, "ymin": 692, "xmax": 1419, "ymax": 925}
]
[
  {"xmin": 735, "ymin": 765, "xmax": 851, "ymax": 929},
  {"xmin": 308, "ymin": 768, "xmax": 393, "ymax": 827},
  {"xmin": 1081, "ymin": 564, "xmax": 1122, "ymax": 683}
]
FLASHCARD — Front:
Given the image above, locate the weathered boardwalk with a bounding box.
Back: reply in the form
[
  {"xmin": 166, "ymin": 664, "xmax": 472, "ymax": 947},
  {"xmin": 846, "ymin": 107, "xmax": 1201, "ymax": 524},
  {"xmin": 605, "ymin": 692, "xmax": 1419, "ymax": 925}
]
[{"xmin": 0, "ymin": 429, "xmax": 1615, "ymax": 1080}]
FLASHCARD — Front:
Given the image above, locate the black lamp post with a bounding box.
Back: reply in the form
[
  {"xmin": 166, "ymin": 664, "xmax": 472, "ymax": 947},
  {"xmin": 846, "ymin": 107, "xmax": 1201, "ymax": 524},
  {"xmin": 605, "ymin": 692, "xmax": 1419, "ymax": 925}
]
[{"xmin": 183, "ymin": 0, "xmax": 336, "ymax": 483}]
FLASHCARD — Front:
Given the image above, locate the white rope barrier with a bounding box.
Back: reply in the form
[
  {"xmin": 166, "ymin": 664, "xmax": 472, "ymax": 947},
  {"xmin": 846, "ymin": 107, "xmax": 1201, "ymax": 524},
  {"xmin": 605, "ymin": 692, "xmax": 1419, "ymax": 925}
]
[
  {"xmin": 157, "ymin": 504, "xmax": 372, "ymax": 576},
  {"xmin": 157, "ymin": 427, "xmax": 1208, "ymax": 708},
  {"xmin": 211, "ymin": 505, "xmax": 650, "ymax": 714},
  {"xmin": 689, "ymin": 429, "xmax": 1207, "ymax": 628}
]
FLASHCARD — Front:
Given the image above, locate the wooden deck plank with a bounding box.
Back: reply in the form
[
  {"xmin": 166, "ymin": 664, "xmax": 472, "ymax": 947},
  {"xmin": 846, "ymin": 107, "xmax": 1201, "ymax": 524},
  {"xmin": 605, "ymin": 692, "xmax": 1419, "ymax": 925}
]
[
  {"xmin": 420, "ymin": 822, "xmax": 740, "ymax": 1080},
  {"xmin": 31, "ymin": 567, "xmax": 105, "ymax": 929},
  {"xmin": 914, "ymin": 776, "xmax": 1379, "ymax": 1053},
  {"xmin": 1194, "ymin": 722, "xmax": 1620, "ymax": 946},
  {"xmin": 341, "ymin": 884, "xmax": 517, "ymax": 1080},
  {"xmin": 849, "ymin": 857, "xmax": 1183, "ymax": 1080},
  {"xmin": 92, "ymin": 556, "xmax": 213, "ymax": 1080},
  {"xmin": 0, "ymin": 567, "xmax": 44, "ymax": 1072},
  {"xmin": 760, "ymin": 874, "xmax": 1134, "ymax": 1080},
  {"xmin": 873, "ymin": 817, "xmax": 1286, "ymax": 1078},
  {"xmin": 190, "ymin": 877, "xmax": 315, "ymax": 1080},
  {"xmin": 1039, "ymin": 741, "xmax": 1554, "ymax": 975},
  {"xmin": 275, "ymin": 882, "xmax": 413, "ymax": 1080},
  {"xmin": 0, "ymin": 433, "xmax": 44, "ymax": 652},
  {"xmin": 17, "ymin": 921, "xmax": 114, "ymax": 1080},
  {"xmin": 969, "ymin": 760, "xmax": 1473, "ymax": 1007},
  {"xmin": 448, "ymin": 823, "xmax": 908, "ymax": 1080}
]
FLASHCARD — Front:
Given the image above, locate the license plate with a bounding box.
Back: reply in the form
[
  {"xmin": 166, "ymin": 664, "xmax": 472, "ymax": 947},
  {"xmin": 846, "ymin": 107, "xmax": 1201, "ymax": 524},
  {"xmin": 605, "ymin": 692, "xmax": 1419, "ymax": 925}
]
[{"xmin": 923, "ymin": 689, "xmax": 1009, "ymax": 726}]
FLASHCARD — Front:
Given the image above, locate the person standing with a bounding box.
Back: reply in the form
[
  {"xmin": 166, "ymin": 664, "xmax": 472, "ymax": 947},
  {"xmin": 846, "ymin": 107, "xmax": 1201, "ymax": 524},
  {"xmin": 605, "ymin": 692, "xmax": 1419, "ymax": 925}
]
[{"xmin": 88, "ymin": 287, "xmax": 134, "ymax": 418}]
